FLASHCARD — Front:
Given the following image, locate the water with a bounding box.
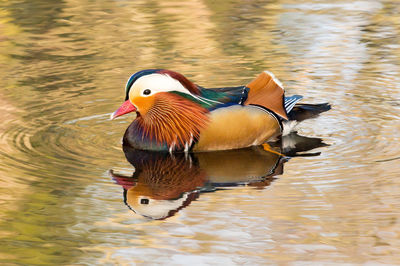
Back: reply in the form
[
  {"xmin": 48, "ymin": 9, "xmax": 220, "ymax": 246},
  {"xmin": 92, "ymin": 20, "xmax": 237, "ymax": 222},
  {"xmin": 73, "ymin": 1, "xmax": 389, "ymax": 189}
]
[{"xmin": 0, "ymin": 0, "xmax": 399, "ymax": 264}]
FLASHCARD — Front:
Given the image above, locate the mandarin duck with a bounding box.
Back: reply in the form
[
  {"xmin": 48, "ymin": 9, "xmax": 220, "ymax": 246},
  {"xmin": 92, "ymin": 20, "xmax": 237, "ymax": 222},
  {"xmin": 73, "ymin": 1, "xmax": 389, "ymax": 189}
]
[{"xmin": 111, "ymin": 69, "xmax": 330, "ymax": 152}]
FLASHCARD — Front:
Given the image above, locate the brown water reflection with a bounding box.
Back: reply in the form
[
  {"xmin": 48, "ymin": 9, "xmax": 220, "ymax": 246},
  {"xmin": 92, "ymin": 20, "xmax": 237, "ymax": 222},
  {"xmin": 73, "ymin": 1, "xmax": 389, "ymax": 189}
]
[
  {"xmin": 112, "ymin": 133, "xmax": 325, "ymax": 220},
  {"xmin": 0, "ymin": 0, "xmax": 399, "ymax": 264}
]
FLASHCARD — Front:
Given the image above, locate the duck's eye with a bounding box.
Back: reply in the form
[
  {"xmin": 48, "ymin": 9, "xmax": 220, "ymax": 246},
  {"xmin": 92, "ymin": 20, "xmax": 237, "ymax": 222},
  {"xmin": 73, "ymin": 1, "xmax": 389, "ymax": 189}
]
[
  {"xmin": 140, "ymin": 198, "xmax": 149, "ymax": 205},
  {"xmin": 143, "ymin": 89, "xmax": 151, "ymax": 95}
]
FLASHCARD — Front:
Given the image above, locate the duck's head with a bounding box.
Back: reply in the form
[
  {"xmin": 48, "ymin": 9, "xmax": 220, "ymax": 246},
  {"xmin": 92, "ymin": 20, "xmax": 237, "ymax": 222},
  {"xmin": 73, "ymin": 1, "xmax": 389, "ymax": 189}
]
[{"xmin": 111, "ymin": 69, "xmax": 200, "ymax": 119}]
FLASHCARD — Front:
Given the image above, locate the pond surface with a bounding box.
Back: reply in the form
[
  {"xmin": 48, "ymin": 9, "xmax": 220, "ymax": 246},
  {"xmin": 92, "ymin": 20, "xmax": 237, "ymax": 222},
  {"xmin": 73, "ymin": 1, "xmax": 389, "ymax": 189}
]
[{"xmin": 1, "ymin": 0, "xmax": 400, "ymax": 264}]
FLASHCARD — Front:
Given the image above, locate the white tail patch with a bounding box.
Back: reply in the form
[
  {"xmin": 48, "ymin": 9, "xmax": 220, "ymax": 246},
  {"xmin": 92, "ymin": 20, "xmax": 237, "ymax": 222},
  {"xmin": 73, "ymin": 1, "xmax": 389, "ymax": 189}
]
[{"xmin": 282, "ymin": 120, "xmax": 298, "ymax": 136}]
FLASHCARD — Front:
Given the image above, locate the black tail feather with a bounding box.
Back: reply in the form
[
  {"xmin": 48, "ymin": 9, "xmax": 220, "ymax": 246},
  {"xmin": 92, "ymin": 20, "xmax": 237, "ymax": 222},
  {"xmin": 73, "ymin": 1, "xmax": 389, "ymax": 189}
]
[{"xmin": 287, "ymin": 103, "xmax": 331, "ymax": 122}]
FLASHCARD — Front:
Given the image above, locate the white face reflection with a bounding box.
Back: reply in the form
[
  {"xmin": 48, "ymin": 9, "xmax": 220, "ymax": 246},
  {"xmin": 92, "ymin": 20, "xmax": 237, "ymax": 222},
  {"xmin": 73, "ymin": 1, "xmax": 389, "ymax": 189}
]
[{"xmin": 127, "ymin": 194, "xmax": 190, "ymax": 220}]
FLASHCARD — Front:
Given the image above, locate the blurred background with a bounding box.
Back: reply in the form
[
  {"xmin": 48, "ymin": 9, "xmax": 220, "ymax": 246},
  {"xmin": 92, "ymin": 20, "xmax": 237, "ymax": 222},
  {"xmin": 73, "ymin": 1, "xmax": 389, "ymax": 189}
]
[{"xmin": 0, "ymin": 0, "xmax": 399, "ymax": 264}]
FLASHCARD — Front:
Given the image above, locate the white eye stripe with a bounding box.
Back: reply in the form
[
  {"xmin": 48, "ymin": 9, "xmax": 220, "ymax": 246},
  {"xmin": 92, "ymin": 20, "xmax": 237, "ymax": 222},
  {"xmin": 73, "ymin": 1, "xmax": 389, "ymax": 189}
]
[{"xmin": 131, "ymin": 73, "xmax": 190, "ymax": 96}]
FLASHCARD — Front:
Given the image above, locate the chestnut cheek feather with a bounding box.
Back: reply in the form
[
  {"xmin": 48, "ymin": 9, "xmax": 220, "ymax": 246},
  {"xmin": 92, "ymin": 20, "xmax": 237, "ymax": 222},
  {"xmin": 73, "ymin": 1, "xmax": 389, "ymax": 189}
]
[{"xmin": 136, "ymin": 93, "xmax": 209, "ymax": 149}]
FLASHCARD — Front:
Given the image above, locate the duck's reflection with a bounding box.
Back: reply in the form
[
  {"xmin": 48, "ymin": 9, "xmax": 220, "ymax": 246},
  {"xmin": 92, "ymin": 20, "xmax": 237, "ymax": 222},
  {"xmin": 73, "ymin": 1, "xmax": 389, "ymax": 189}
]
[{"xmin": 111, "ymin": 133, "xmax": 327, "ymax": 220}]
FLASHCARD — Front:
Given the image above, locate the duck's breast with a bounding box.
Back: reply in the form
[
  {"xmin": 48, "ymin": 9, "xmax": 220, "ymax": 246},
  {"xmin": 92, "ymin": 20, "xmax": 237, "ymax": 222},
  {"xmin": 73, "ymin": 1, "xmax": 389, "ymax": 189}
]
[
  {"xmin": 194, "ymin": 105, "xmax": 281, "ymax": 151},
  {"xmin": 123, "ymin": 120, "xmax": 169, "ymax": 151}
]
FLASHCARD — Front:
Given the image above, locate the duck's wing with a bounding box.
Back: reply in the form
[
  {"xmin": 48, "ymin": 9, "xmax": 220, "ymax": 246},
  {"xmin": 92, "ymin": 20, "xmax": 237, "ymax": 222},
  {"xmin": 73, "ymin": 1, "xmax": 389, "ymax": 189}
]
[
  {"xmin": 287, "ymin": 102, "xmax": 331, "ymax": 122},
  {"xmin": 198, "ymin": 71, "xmax": 293, "ymax": 119},
  {"xmin": 197, "ymin": 85, "xmax": 245, "ymax": 111},
  {"xmin": 244, "ymin": 71, "xmax": 288, "ymax": 120},
  {"xmin": 170, "ymin": 85, "xmax": 244, "ymax": 111},
  {"xmin": 194, "ymin": 72, "xmax": 310, "ymax": 117},
  {"xmin": 284, "ymin": 95, "xmax": 303, "ymax": 114},
  {"xmin": 199, "ymin": 87, "xmax": 305, "ymax": 116}
]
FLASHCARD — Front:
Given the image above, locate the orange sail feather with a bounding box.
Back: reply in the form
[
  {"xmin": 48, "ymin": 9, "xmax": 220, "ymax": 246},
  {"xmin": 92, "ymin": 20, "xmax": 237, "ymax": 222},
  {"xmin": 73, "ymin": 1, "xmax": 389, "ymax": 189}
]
[{"xmin": 245, "ymin": 71, "xmax": 288, "ymax": 120}]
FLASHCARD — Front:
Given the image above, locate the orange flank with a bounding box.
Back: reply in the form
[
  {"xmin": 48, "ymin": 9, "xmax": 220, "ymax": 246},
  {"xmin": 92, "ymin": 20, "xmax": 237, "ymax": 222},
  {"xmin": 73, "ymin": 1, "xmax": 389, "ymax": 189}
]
[{"xmin": 194, "ymin": 105, "xmax": 281, "ymax": 151}]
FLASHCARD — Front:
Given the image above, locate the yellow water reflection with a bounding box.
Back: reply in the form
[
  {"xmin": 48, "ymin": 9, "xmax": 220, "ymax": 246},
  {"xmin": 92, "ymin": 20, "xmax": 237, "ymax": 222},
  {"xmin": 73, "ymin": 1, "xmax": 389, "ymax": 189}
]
[{"xmin": 0, "ymin": 0, "xmax": 399, "ymax": 264}]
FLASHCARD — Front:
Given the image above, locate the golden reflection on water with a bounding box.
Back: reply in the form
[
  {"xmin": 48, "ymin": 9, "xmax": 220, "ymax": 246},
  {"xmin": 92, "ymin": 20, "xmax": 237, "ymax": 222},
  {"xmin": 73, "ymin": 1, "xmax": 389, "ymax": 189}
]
[{"xmin": 0, "ymin": 0, "xmax": 400, "ymax": 264}]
